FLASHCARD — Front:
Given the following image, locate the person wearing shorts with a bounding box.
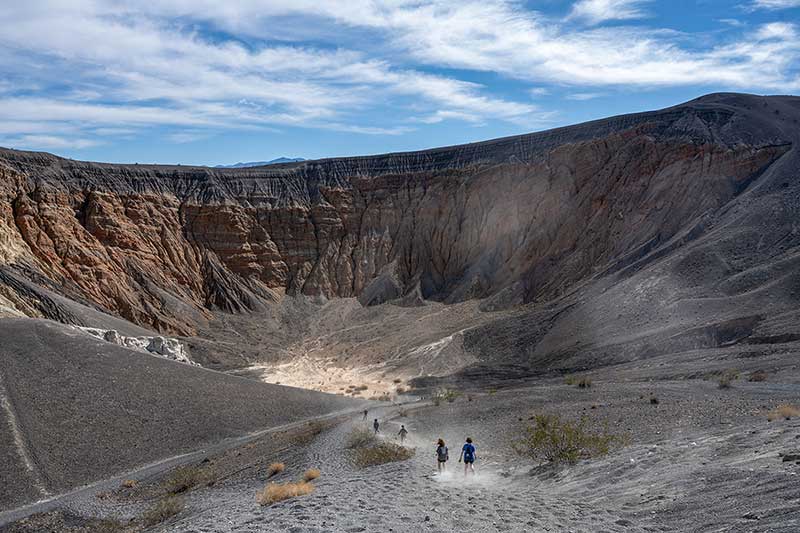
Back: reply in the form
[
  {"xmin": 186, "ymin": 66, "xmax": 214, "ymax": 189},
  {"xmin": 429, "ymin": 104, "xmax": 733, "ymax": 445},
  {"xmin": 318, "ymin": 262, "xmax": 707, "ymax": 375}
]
[
  {"xmin": 459, "ymin": 437, "xmax": 476, "ymax": 476},
  {"xmin": 436, "ymin": 438, "xmax": 449, "ymax": 473}
]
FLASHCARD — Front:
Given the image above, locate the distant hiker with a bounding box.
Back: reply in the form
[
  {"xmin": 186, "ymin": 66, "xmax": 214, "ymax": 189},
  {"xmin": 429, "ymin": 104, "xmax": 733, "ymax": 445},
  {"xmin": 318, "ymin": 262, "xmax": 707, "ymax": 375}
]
[
  {"xmin": 363, "ymin": 409, "xmax": 368, "ymax": 421},
  {"xmin": 373, "ymin": 418, "xmax": 380, "ymax": 434},
  {"xmin": 436, "ymin": 438, "xmax": 449, "ymax": 473},
  {"xmin": 459, "ymin": 437, "xmax": 476, "ymax": 476},
  {"xmin": 398, "ymin": 425, "xmax": 408, "ymax": 444}
]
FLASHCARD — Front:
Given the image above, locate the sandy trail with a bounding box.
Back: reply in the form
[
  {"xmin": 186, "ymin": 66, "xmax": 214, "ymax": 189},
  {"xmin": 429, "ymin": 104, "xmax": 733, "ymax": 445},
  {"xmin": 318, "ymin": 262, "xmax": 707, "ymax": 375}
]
[
  {"xmin": 160, "ymin": 402, "xmax": 648, "ymax": 533},
  {"xmin": 149, "ymin": 380, "xmax": 800, "ymax": 533}
]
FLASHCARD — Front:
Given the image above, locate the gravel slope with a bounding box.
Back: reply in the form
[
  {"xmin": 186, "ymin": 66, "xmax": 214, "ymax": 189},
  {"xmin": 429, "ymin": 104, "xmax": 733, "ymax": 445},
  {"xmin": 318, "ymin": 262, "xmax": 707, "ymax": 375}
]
[
  {"xmin": 0, "ymin": 318, "xmax": 360, "ymax": 511},
  {"xmin": 141, "ymin": 377, "xmax": 800, "ymax": 532}
]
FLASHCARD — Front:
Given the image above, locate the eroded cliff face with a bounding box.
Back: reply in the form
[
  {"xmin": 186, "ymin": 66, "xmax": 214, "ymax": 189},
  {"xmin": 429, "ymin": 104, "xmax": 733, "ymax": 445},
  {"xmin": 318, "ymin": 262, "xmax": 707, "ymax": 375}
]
[{"xmin": 0, "ymin": 94, "xmax": 793, "ymax": 335}]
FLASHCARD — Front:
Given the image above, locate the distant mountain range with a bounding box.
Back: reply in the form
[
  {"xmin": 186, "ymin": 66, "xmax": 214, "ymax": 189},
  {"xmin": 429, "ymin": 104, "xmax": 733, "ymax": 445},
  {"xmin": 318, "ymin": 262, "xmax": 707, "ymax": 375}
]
[{"xmin": 215, "ymin": 157, "xmax": 305, "ymax": 168}]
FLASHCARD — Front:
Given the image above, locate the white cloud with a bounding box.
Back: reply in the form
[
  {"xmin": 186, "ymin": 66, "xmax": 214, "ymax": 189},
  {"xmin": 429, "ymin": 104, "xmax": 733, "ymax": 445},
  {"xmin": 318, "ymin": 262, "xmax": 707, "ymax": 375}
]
[
  {"xmin": 0, "ymin": 0, "xmax": 799, "ymax": 154},
  {"xmin": 4, "ymin": 135, "xmax": 100, "ymax": 150},
  {"xmin": 569, "ymin": 0, "xmax": 651, "ymax": 25},
  {"xmin": 750, "ymin": 0, "xmax": 800, "ymax": 9},
  {"xmin": 166, "ymin": 131, "xmax": 212, "ymax": 144},
  {"xmin": 566, "ymin": 92, "xmax": 605, "ymax": 100}
]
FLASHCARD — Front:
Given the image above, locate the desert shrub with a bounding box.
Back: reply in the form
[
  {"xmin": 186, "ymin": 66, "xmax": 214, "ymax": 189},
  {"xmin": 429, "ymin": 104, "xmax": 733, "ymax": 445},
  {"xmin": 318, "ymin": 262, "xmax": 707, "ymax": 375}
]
[
  {"xmin": 433, "ymin": 388, "xmax": 460, "ymax": 405},
  {"xmin": 266, "ymin": 463, "xmax": 285, "ymax": 478},
  {"xmin": 303, "ymin": 468, "xmax": 321, "ymax": 481},
  {"xmin": 355, "ymin": 384, "xmax": 369, "ymax": 391},
  {"xmin": 393, "ymin": 378, "xmax": 402, "ymax": 384},
  {"xmin": 396, "ymin": 386, "xmax": 406, "ymax": 394},
  {"xmin": 564, "ymin": 376, "xmax": 576, "ymax": 385},
  {"xmin": 256, "ymin": 481, "xmax": 315, "ymax": 505},
  {"xmin": 577, "ymin": 377, "xmax": 592, "ymax": 389},
  {"xmin": 164, "ymin": 465, "xmax": 216, "ymax": 494},
  {"xmin": 141, "ymin": 496, "xmax": 184, "ymax": 527},
  {"xmin": 121, "ymin": 479, "xmax": 137, "ymax": 488},
  {"xmin": 718, "ymin": 370, "xmax": 739, "ymax": 389},
  {"xmin": 768, "ymin": 404, "xmax": 800, "ymax": 421},
  {"xmin": 513, "ymin": 414, "xmax": 619, "ymax": 465},
  {"xmin": 352, "ymin": 442, "xmax": 415, "ymax": 468},
  {"xmin": 346, "ymin": 427, "xmax": 377, "ymax": 449},
  {"xmin": 748, "ymin": 370, "xmax": 768, "ymax": 382},
  {"xmin": 487, "ymin": 388, "xmax": 497, "ymax": 395}
]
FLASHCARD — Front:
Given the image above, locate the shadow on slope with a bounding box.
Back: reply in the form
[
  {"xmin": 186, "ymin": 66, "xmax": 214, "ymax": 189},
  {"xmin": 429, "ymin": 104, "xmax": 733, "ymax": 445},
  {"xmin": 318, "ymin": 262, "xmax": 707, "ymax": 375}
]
[{"xmin": 0, "ymin": 318, "xmax": 360, "ymax": 511}]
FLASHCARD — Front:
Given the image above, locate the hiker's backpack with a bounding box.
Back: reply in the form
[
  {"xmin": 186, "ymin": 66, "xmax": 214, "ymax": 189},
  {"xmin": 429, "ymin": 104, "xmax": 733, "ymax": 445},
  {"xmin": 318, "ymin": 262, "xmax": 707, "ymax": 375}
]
[{"xmin": 437, "ymin": 445, "xmax": 448, "ymax": 461}]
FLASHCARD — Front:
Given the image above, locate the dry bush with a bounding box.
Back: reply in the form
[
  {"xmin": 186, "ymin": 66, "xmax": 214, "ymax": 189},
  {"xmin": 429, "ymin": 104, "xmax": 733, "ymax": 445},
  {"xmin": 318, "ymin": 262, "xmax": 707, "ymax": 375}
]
[
  {"xmin": 393, "ymin": 378, "xmax": 402, "ymax": 384},
  {"xmin": 768, "ymin": 404, "xmax": 800, "ymax": 421},
  {"xmin": 256, "ymin": 481, "xmax": 315, "ymax": 505},
  {"xmin": 121, "ymin": 479, "xmax": 137, "ymax": 488},
  {"xmin": 748, "ymin": 370, "xmax": 768, "ymax": 382},
  {"xmin": 164, "ymin": 465, "xmax": 216, "ymax": 494},
  {"xmin": 514, "ymin": 414, "xmax": 619, "ymax": 465},
  {"xmin": 141, "ymin": 496, "xmax": 184, "ymax": 527},
  {"xmin": 355, "ymin": 384, "xmax": 369, "ymax": 391},
  {"xmin": 346, "ymin": 427, "xmax": 377, "ymax": 449},
  {"xmin": 352, "ymin": 442, "xmax": 415, "ymax": 468},
  {"xmin": 266, "ymin": 463, "xmax": 285, "ymax": 478},
  {"xmin": 303, "ymin": 468, "xmax": 321, "ymax": 481}
]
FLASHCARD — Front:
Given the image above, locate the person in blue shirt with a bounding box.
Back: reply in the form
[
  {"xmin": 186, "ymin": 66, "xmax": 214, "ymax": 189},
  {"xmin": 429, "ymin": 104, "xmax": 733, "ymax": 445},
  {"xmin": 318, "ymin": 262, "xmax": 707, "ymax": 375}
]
[{"xmin": 458, "ymin": 437, "xmax": 476, "ymax": 476}]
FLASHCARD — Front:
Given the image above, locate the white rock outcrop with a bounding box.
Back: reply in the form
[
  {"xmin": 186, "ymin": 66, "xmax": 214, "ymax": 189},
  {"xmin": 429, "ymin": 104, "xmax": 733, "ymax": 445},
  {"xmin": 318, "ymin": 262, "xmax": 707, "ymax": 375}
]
[{"xmin": 76, "ymin": 326, "xmax": 197, "ymax": 365}]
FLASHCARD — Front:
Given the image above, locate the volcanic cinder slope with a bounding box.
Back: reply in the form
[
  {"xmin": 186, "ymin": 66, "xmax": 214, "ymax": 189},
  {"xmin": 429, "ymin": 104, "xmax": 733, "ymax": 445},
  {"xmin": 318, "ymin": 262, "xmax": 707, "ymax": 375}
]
[
  {"xmin": 1, "ymin": 92, "xmax": 798, "ymax": 383},
  {"xmin": 0, "ymin": 318, "xmax": 360, "ymax": 511},
  {"xmin": 1, "ymin": 91, "xmax": 800, "ymax": 518}
]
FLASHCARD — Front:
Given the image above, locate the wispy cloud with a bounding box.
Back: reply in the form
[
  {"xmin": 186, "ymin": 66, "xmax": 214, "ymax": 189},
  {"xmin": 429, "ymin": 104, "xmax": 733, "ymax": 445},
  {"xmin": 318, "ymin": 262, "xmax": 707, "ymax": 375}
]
[
  {"xmin": 749, "ymin": 0, "xmax": 800, "ymax": 9},
  {"xmin": 569, "ymin": 0, "xmax": 652, "ymax": 25},
  {"xmin": 566, "ymin": 92, "xmax": 606, "ymax": 100},
  {"xmin": 0, "ymin": 1, "xmax": 798, "ymax": 155},
  {"xmin": 5, "ymin": 135, "xmax": 100, "ymax": 150}
]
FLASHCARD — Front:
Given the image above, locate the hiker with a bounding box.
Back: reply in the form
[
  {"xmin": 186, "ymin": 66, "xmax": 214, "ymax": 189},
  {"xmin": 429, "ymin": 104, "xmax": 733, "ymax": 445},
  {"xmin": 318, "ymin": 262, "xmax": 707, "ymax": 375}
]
[
  {"xmin": 458, "ymin": 437, "xmax": 476, "ymax": 476},
  {"xmin": 398, "ymin": 425, "xmax": 408, "ymax": 444},
  {"xmin": 436, "ymin": 438, "xmax": 449, "ymax": 473},
  {"xmin": 363, "ymin": 409, "xmax": 368, "ymax": 421},
  {"xmin": 373, "ymin": 418, "xmax": 380, "ymax": 434}
]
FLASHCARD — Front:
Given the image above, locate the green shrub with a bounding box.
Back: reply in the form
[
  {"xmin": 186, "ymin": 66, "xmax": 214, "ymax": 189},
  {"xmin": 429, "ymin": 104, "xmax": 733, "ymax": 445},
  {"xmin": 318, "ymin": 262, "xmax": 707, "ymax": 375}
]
[
  {"xmin": 513, "ymin": 414, "xmax": 618, "ymax": 465},
  {"xmin": 433, "ymin": 388, "xmax": 460, "ymax": 405},
  {"xmin": 718, "ymin": 370, "xmax": 739, "ymax": 389}
]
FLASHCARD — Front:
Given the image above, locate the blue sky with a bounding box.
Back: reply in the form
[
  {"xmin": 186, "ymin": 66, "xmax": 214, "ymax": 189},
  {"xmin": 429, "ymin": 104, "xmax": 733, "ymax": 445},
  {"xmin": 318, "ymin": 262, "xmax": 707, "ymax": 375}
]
[{"xmin": 0, "ymin": 0, "xmax": 799, "ymax": 166}]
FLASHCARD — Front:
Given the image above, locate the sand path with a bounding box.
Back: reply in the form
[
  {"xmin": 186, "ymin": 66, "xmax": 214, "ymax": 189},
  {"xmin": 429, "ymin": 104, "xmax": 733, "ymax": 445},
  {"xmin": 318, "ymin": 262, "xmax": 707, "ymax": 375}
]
[{"xmin": 162, "ymin": 403, "xmax": 647, "ymax": 533}]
